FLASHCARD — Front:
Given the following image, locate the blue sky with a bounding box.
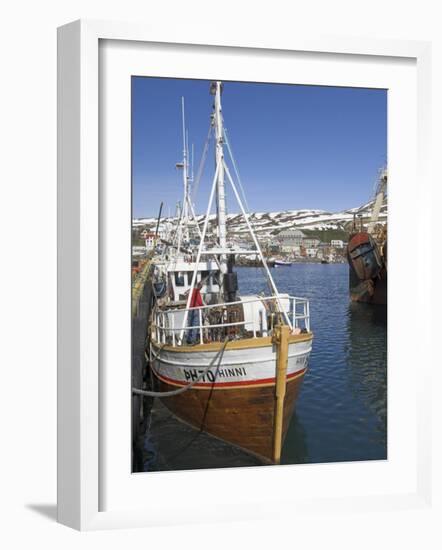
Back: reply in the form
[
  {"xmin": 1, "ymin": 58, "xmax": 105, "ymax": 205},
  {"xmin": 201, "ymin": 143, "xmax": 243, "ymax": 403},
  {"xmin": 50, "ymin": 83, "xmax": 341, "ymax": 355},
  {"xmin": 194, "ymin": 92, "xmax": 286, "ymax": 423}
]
[{"xmin": 132, "ymin": 77, "xmax": 387, "ymax": 218}]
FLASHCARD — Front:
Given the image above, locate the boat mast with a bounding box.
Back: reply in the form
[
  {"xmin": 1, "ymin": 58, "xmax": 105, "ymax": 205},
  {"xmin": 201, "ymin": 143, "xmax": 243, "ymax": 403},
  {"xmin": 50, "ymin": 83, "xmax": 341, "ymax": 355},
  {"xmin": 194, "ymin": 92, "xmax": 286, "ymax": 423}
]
[
  {"xmin": 176, "ymin": 98, "xmax": 190, "ymax": 254},
  {"xmin": 182, "ymin": 98, "xmax": 189, "ymax": 230},
  {"xmin": 211, "ymin": 81, "xmax": 228, "ymax": 287},
  {"xmin": 367, "ymin": 167, "xmax": 387, "ymax": 235},
  {"xmin": 154, "ymin": 201, "xmax": 163, "ymax": 249},
  {"xmin": 179, "ymin": 80, "xmax": 293, "ymax": 339}
]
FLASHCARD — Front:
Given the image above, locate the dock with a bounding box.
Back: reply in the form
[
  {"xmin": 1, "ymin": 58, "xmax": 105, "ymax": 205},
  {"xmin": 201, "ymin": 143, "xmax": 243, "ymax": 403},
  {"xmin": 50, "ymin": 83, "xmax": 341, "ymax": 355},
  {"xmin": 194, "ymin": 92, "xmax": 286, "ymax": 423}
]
[{"xmin": 132, "ymin": 264, "xmax": 264, "ymax": 472}]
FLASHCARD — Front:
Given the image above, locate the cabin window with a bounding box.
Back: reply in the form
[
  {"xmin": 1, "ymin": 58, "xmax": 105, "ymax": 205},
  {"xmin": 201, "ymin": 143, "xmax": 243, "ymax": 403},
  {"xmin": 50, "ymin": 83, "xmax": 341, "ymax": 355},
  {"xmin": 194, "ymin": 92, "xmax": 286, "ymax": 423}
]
[
  {"xmin": 174, "ymin": 272, "xmax": 185, "ymax": 287},
  {"xmin": 187, "ymin": 272, "xmax": 194, "ymax": 286},
  {"xmin": 200, "ymin": 271, "xmax": 209, "ymax": 284},
  {"xmin": 212, "ymin": 271, "xmax": 220, "ymax": 286}
]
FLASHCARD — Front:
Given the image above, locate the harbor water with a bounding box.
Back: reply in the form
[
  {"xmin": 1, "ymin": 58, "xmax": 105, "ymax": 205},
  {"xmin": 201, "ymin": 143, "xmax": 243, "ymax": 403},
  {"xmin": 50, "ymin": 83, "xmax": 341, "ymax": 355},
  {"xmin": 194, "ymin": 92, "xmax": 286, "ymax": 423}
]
[
  {"xmin": 138, "ymin": 262, "xmax": 387, "ymax": 470},
  {"xmin": 238, "ymin": 263, "xmax": 387, "ymax": 464}
]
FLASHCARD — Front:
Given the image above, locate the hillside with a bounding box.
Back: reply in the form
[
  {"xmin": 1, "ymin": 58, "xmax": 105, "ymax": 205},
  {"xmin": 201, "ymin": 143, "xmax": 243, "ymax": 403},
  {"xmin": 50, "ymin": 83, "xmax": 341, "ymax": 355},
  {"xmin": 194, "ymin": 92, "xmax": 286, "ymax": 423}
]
[{"xmin": 133, "ymin": 197, "xmax": 387, "ymax": 239}]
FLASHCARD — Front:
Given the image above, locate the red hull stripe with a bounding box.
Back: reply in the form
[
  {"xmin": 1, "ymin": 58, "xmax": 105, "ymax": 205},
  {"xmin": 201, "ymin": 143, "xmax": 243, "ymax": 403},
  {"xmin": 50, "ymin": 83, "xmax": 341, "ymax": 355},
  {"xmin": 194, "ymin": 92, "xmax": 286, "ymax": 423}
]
[{"xmin": 153, "ymin": 367, "xmax": 307, "ymax": 389}]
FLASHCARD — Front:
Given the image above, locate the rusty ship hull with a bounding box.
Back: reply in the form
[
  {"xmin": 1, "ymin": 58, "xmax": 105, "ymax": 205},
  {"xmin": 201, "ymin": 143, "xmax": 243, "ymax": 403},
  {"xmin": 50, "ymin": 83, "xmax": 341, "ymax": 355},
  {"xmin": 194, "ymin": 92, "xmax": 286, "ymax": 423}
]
[{"xmin": 347, "ymin": 232, "xmax": 387, "ymax": 305}]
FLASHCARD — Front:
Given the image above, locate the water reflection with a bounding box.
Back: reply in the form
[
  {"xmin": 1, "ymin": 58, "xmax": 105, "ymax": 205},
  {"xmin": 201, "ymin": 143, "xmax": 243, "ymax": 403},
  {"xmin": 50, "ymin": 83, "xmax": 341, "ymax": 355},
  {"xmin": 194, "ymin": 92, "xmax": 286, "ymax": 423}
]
[
  {"xmin": 281, "ymin": 411, "xmax": 309, "ymax": 464},
  {"xmin": 346, "ymin": 303, "xmax": 387, "ymax": 450}
]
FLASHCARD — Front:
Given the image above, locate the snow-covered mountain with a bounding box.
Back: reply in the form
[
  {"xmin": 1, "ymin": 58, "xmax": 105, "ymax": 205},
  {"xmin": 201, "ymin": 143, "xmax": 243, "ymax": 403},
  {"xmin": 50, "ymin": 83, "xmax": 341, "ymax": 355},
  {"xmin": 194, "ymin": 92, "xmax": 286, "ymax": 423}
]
[{"xmin": 133, "ymin": 198, "xmax": 387, "ymax": 237}]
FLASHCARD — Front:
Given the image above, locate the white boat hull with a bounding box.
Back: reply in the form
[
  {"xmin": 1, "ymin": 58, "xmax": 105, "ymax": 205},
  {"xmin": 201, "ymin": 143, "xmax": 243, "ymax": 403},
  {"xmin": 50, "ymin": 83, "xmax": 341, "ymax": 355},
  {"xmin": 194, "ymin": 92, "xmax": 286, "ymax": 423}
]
[{"xmin": 150, "ymin": 335, "xmax": 312, "ymax": 389}]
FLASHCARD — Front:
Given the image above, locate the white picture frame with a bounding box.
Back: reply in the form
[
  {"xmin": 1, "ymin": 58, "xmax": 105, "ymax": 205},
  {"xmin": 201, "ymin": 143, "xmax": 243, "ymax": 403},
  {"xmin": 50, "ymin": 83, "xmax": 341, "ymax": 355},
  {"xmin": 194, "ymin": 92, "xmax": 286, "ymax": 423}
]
[{"xmin": 57, "ymin": 19, "xmax": 433, "ymax": 531}]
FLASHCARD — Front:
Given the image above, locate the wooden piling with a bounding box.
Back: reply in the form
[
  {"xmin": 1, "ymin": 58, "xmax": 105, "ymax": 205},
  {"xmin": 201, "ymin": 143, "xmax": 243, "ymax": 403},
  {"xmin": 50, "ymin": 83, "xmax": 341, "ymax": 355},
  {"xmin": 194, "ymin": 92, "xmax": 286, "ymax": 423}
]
[{"xmin": 272, "ymin": 324, "xmax": 290, "ymax": 464}]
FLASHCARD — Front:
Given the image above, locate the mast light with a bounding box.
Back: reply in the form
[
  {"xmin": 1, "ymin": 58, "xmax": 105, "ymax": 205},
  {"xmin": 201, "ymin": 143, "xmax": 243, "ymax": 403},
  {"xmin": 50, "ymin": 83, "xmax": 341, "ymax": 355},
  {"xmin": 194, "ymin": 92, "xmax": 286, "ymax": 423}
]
[{"xmin": 210, "ymin": 81, "xmax": 224, "ymax": 95}]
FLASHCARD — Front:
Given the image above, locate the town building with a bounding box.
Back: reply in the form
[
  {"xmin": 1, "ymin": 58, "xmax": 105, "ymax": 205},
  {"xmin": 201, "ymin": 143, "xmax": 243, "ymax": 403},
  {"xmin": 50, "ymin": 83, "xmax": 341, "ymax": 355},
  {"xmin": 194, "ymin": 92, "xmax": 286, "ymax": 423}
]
[
  {"xmin": 276, "ymin": 228, "xmax": 305, "ymax": 244},
  {"xmin": 279, "ymin": 239, "xmax": 302, "ymax": 254},
  {"xmin": 302, "ymin": 237, "xmax": 321, "ymax": 248}
]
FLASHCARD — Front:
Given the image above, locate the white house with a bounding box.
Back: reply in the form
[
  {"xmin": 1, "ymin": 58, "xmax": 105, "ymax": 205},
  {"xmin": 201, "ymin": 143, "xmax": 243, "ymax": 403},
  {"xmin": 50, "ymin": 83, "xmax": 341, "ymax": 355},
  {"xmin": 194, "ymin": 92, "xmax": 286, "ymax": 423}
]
[
  {"xmin": 331, "ymin": 239, "xmax": 344, "ymax": 248},
  {"xmin": 142, "ymin": 231, "xmax": 157, "ymax": 250},
  {"xmin": 305, "ymin": 248, "xmax": 318, "ymax": 258}
]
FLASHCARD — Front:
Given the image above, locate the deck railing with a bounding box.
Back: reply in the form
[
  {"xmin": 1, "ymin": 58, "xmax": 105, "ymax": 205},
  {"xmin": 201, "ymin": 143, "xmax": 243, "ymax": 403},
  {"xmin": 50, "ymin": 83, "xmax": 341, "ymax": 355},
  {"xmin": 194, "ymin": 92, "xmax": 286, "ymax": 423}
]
[{"xmin": 151, "ymin": 294, "xmax": 310, "ymax": 347}]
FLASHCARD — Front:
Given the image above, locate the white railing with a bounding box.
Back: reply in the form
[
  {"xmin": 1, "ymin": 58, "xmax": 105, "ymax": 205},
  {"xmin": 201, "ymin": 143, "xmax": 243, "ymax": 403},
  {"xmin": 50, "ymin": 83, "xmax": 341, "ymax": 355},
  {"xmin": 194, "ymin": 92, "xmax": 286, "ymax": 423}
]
[{"xmin": 152, "ymin": 294, "xmax": 310, "ymax": 347}]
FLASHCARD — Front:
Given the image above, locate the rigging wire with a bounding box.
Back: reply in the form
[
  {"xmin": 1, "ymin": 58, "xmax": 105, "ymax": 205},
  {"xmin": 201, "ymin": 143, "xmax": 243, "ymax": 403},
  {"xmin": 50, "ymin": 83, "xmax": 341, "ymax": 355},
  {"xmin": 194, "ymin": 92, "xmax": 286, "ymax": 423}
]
[
  {"xmin": 192, "ymin": 123, "xmax": 213, "ymax": 208},
  {"xmin": 223, "ymin": 126, "xmax": 251, "ymax": 213},
  {"xmin": 223, "ymin": 125, "xmax": 274, "ymax": 296}
]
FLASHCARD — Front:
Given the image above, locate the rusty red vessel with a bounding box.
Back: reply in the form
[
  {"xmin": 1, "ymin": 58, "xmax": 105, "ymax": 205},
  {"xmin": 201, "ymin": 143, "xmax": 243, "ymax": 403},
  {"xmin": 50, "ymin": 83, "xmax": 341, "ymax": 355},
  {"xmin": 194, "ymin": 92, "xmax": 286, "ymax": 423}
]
[
  {"xmin": 346, "ymin": 168, "xmax": 387, "ymax": 305},
  {"xmin": 347, "ymin": 231, "xmax": 387, "ymax": 305}
]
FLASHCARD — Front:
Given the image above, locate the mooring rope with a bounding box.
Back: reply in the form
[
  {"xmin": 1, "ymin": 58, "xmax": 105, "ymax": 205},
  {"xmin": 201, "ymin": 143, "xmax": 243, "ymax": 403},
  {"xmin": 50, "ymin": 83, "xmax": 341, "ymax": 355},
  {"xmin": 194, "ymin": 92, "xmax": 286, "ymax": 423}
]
[{"xmin": 132, "ymin": 338, "xmax": 229, "ymax": 398}]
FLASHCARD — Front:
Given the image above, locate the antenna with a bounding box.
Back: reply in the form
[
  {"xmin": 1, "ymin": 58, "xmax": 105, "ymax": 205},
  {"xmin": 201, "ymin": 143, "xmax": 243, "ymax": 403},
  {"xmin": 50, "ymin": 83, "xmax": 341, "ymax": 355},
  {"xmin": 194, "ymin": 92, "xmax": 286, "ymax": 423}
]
[
  {"xmin": 186, "ymin": 130, "xmax": 189, "ymax": 173},
  {"xmin": 181, "ymin": 97, "xmax": 186, "ymax": 155}
]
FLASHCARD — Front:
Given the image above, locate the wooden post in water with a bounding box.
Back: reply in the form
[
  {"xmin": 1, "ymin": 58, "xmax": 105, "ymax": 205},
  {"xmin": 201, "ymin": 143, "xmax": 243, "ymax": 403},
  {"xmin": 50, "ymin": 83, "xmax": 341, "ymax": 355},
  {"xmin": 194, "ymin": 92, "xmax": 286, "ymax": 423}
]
[{"xmin": 272, "ymin": 324, "xmax": 290, "ymax": 464}]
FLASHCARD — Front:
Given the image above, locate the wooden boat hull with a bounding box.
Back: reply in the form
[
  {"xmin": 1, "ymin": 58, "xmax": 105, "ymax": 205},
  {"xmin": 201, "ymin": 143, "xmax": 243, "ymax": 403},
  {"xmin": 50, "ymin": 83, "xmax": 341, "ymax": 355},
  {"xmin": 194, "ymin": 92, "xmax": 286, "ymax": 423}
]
[
  {"xmin": 149, "ymin": 334, "xmax": 312, "ymax": 462},
  {"xmin": 154, "ymin": 374, "xmax": 305, "ymax": 462}
]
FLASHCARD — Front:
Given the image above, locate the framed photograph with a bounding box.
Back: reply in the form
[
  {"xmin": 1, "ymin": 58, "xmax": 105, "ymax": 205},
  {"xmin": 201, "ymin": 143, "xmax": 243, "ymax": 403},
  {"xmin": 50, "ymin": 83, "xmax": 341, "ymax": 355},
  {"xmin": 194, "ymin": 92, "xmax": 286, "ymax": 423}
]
[{"xmin": 57, "ymin": 19, "xmax": 433, "ymax": 530}]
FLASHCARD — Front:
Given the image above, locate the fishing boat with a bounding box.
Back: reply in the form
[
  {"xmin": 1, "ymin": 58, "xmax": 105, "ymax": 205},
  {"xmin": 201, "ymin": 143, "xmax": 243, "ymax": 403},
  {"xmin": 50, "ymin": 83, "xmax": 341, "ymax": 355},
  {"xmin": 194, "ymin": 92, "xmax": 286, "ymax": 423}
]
[
  {"xmin": 347, "ymin": 168, "xmax": 387, "ymax": 305},
  {"xmin": 274, "ymin": 259, "xmax": 293, "ymax": 267},
  {"xmin": 148, "ymin": 82, "xmax": 313, "ymax": 463}
]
